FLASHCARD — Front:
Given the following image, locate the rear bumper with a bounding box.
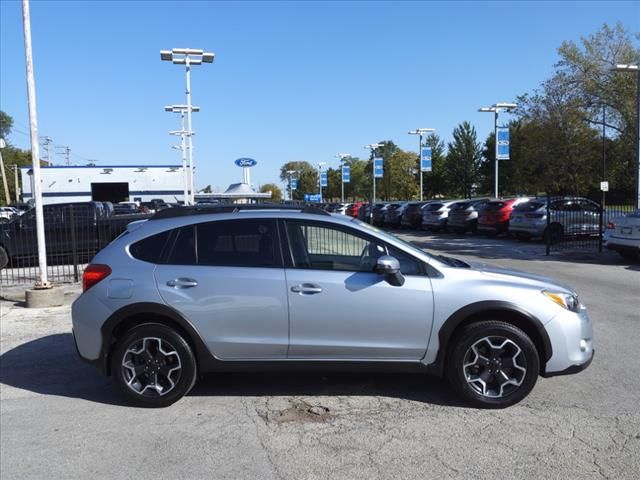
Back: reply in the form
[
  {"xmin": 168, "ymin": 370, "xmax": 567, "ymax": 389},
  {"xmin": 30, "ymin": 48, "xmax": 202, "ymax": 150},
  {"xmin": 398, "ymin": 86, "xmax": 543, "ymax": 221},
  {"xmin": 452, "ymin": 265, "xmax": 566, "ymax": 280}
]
[
  {"xmin": 477, "ymin": 221, "xmax": 508, "ymax": 233},
  {"xmin": 508, "ymin": 222, "xmax": 546, "ymax": 236}
]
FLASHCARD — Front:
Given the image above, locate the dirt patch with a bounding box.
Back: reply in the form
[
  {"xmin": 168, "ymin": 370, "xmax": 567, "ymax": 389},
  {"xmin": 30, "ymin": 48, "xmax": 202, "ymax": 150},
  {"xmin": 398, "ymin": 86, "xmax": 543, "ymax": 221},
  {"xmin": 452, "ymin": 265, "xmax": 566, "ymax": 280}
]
[{"xmin": 266, "ymin": 400, "xmax": 334, "ymax": 424}]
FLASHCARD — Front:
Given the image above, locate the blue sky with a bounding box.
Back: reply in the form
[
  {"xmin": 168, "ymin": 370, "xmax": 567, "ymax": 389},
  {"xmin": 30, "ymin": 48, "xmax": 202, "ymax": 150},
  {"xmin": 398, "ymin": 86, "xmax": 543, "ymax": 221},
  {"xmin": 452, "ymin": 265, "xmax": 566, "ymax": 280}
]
[{"xmin": 1, "ymin": 0, "xmax": 638, "ymax": 192}]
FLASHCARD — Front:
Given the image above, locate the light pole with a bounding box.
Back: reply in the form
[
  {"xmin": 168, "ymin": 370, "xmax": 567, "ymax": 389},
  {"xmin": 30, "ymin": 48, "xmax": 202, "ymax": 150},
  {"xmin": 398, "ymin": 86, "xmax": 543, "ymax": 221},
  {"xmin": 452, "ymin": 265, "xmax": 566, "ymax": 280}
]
[
  {"xmin": 408, "ymin": 128, "xmax": 435, "ymax": 201},
  {"xmin": 364, "ymin": 143, "xmax": 384, "ymax": 223},
  {"xmin": 161, "ymin": 48, "xmax": 214, "ymax": 205},
  {"xmin": 317, "ymin": 162, "xmax": 327, "ymax": 203},
  {"xmin": 165, "ymin": 104, "xmax": 199, "ymax": 205},
  {"xmin": 286, "ymin": 169, "xmax": 296, "ymax": 201},
  {"xmin": 335, "ymin": 153, "xmax": 352, "ymax": 203},
  {"xmin": 479, "ymin": 103, "xmax": 517, "ymax": 198},
  {"xmin": 612, "ymin": 64, "xmax": 640, "ymax": 209}
]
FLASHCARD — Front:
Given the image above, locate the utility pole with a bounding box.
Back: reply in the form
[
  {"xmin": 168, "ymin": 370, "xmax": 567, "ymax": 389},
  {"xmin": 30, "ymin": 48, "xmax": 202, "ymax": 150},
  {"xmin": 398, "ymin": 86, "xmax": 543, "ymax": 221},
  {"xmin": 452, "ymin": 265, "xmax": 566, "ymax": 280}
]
[
  {"xmin": 364, "ymin": 143, "xmax": 384, "ymax": 223},
  {"xmin": 56, "ymin": 145, "xmax": 71, "ymax": 165},
  {"xmin": 161, "ymin": 48, "xmax": 215, "ymax": 205},
  {"xmin": 335, "ymin": 153, "xmax": 352, "ymax": 203},
  {"xmin": 479, "ymin": 103, "xmax": 517, "ymax": 198},
  {"xmin": 317, "ymin": 162, "xmax": 327, "ymax": 203},
  {"xmin": 166, "ymin": 105, "xmax": 199, "ymax": 205},
  {"xmin": 13, "ymin": 165, "xmax": 20, "ymax": 202},
  {"xmin": 0, "ymin": 139, "xmax": 10, "ymax": 205},
  {"xmin": 22, "ymin": 0, "xmax": 49, "ymax": 287},
  {"xmin": 41, "ymin": 136, "xmax": 52, "ymax": 164},
  {"xmin": 408, "ymin": 128, "xmax": 435, "ymax": 201}
]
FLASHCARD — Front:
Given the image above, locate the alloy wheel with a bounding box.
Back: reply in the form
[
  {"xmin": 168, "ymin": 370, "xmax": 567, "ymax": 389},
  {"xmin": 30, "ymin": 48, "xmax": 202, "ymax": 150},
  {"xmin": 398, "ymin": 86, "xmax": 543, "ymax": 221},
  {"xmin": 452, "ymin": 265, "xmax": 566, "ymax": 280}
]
[
  {"xmin": 462, "ymin": 336, "xmax": 527, "ymax": 398},
  {"xmin": 121, "ymin": 337, "xmax": 182, "ymax": 397}
]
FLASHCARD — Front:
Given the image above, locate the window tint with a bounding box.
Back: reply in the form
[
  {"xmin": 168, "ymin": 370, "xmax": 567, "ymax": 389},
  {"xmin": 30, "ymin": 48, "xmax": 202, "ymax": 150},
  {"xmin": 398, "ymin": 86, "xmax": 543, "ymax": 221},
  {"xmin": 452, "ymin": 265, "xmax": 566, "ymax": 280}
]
[
  {"xmin": 166, "ymin": 225, "xmax": 197, "ymax": 265},
  {"xmin": 286, "ymin": 221, "xmax": 386, "ymax": 272},
  {"xmin": 130, "ymin": 230, "xmax": 171, "ymax": 263},
  {"xmin": 580, "ymin": 200, "xmax": 599, "ymax": 212},
  {"xmin": 197, "ymin": 220, "xmax": 278, "ymax": 267},
  {"xmin": 425, "ymin": 203, "xmax": 444, "ymax": 211},
  {"xmin": 514, "ymin": 201, "xmax": 544, "ymax": 212}
]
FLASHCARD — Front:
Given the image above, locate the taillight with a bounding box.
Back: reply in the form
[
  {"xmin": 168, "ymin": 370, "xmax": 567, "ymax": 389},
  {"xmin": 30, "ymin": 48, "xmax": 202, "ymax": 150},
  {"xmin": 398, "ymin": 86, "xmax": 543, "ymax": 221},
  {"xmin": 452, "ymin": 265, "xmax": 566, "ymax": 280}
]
[
  {"xmin": 606, "ymin": 222, "xmax": 615, "ymax": 230},
  {"xmin": 83, "ymin": 264, "xmax": 112, "ymax": 292}
]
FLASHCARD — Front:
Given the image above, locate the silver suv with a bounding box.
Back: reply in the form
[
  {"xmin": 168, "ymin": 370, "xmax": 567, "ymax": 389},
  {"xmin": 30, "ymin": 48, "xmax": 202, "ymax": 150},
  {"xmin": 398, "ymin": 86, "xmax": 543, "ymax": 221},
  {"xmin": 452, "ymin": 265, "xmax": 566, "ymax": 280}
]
[{"xmin": 72, "ymin": 205, "xmax": 594, "ymax": 408}]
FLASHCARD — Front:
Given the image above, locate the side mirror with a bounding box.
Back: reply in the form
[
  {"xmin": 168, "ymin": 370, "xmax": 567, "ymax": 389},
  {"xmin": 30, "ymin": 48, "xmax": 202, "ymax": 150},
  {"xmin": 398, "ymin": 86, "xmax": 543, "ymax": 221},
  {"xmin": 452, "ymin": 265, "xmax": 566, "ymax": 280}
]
[{"xmin": 374, "ymin": 256, "xmax": 405, "ymax": 286}]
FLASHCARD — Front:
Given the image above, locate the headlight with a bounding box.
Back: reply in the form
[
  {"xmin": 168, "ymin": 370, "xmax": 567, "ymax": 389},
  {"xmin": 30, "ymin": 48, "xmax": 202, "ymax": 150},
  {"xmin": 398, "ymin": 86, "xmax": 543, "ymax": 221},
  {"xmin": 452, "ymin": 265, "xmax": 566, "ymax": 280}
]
[{"xmin": 542, "ymin": 290, "xmax": 580, "ymax": 312}]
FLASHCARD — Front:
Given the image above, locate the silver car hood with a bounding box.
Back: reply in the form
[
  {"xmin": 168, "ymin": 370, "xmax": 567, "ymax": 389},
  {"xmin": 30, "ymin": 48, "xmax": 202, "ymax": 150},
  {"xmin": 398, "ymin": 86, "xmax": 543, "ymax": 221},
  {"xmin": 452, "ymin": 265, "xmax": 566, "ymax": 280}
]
[{"xmin": 466, "ymin": 260, "xmax": 574, "ymax": 293}]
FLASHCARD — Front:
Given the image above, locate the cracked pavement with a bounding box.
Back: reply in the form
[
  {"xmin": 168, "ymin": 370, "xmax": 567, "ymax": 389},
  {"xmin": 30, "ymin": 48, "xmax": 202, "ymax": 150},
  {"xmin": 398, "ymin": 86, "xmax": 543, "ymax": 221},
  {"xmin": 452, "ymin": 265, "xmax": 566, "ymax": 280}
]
[{"xmin": 1, "ymin": 232, "xmax": 639, "ymax": 479}]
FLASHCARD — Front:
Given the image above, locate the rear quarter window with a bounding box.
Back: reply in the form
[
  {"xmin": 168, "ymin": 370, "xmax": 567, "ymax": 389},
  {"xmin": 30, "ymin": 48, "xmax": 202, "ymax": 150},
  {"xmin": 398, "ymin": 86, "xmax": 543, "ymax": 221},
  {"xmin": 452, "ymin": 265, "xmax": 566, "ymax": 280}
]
[{"xmin": 130, "ymin": 230, "xmax": 171, "ymax": 263}]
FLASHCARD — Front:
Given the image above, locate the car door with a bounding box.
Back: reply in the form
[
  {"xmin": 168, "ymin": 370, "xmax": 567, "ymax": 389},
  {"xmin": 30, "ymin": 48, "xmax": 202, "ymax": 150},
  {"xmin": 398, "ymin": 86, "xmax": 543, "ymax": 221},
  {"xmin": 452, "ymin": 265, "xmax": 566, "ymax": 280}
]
[
  {"xmin": 154, "ymin": 218, "xmax": 289, "ymax": 360},
  {"xmin": 282, "ymin": 219, "xmax": 433, "ymax": 360}
]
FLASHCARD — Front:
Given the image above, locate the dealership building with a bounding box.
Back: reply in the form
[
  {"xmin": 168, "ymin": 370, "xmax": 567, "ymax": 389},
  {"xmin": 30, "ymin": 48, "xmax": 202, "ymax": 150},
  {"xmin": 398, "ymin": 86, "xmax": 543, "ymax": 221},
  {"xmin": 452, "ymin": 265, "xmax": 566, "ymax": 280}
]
[{"xmin": 21, "ymin": 164, "xmax": 185, "ymax": 205}]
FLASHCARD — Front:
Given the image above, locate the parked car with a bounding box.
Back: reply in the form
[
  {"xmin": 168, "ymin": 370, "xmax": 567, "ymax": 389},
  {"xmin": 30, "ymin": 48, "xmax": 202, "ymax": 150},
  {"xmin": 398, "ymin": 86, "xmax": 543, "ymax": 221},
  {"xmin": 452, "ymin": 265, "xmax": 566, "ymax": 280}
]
[
  {"xmin": 477, "ymin": 198, "xmax": 531, "ymax": 235},
  {"xmin": 447, "ymin": 199, "xmax": 490, "ymax": 234},
  {"xmin": 331, "ymin": 203, "xmax": 351, "ymax": 215},
  {"xmin": 509, "ymin": 197, "xmax": 601, "ymax": 243},
  {"xmin": 0, "ymin": 202, "xmax": 150, "ymax": 270},
  {"xmin": 357, "ymin": 203, "xmax": 371, "ymax": 221},
  {"xmin": 346, "ymin": 202, "xmax": 364, "ymax": 218},
  {"xmin": 401, "ymin": 202, "xmax": 430, "ymax": 229},
  {"xmin": 372, "ymin": 203, "xmax": 391, "ymax": 226},
  {"xmin": 421, "ymin": 200, "xmax": 458, "ymax": 232},
  {"xmin": 383, "ymin": 203, "xmax": 408, "ymax": 228},
  {"xmin": 72, "ymin": 204, "xmax": 594, "ymax": 408},
  {"xmin": 114, "ymin": 203, "xmax": 138, "ymax": 215},
  {"xmin": 0, "ymin": 207, "xmax": 18, "ymax": 223},
  {"xmin": 603, "ymin": 209, "xmax": 640, "ymax": 260}
]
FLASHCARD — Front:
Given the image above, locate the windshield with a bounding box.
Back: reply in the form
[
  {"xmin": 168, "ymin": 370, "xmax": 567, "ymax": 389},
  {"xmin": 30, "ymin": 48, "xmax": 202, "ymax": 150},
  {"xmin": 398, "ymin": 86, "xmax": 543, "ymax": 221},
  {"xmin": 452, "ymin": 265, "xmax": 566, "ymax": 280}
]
[{"xmin": 425, "ymin": 203, "xmax": 444, "ymax": 211}]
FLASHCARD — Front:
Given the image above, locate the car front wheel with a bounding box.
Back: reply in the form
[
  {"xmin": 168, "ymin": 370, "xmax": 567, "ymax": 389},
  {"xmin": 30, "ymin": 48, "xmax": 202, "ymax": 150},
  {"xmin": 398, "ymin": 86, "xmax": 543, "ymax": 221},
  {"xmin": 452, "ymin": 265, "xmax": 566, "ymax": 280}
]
[
  {"xmin": 111, "ymin": 323, "xmax": 197, "ymax": 407},
  {"xmin": 447, "ymin": 321, "xmax": 539, "ymax": 408}
]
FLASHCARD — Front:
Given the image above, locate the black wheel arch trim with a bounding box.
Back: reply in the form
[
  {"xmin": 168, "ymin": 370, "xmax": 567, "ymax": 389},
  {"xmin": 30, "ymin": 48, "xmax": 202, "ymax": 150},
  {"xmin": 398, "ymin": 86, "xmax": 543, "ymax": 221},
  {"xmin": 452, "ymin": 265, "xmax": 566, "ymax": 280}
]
[
  {"xmin": 425, "ymin": 300, "xmax": 553, "ymax": 377},
  {"xmin": 97, "ymin": 302, "xmax": 213, "ymax": 375}
]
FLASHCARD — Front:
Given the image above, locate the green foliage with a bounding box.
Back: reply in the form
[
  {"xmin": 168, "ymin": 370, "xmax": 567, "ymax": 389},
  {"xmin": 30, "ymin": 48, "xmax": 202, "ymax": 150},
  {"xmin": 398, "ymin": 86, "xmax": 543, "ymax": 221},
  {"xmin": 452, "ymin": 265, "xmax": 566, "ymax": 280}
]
[
  {"xmin": 0, "ymin": 111, "xmax": 13, "ymax": 141},
  {"xmin": 445, "ymin": 122, "xmax": 482, "ymax": 198},
  {"xmin": 259, "ymin": 183, "xmax": 282, "ymax": 201},
  {"xmin": 422, "ymin": 133, "xmax": 449, "ymax": 199},
  {"xmin": 279, "ymin": 161, "xmax": 318, "ymax": 201}
]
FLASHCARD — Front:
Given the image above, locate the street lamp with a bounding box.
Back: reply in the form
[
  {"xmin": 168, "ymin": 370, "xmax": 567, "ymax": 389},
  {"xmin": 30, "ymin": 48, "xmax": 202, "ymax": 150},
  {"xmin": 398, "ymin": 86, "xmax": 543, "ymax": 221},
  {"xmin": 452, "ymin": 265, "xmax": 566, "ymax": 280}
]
[
  {"xmin": 285, "ymin": 170, "xmax": 296, "ymax": 201},
  {"xmin": 478, "ymin": 103, "xmax": 517, "ymax": 198},
  {"xmin": 612, "ymin": 64, "xmax": 640, "ymax": 209},
  {"xmin": 165, "ymin": 105, "xmax": 199, "ymax": 205},
  {"xmin": 335, "ymin": 153, "xmax": 352, "ymax": 203},
  {"xmin": 317, "ymin": 162, "xmax": 327, "ymax": 203},
  {"xmin": 408, "ymin": 128, "xmax": 435, "ymax": 201},
  {"xmin": 364, "ymin": 143, "xmax": 384, "ymax": 223},
  {"xmin": 160, "ymin": 48, "xmax": 215, "ymax": 204}
]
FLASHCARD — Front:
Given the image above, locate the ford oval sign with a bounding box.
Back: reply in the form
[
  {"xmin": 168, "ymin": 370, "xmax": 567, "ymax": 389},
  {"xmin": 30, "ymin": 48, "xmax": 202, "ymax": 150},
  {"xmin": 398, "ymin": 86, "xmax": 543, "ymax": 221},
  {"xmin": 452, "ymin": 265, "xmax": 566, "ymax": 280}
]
[{"xmin": 235, "ymin": 158, "xmax": 257, "ymax": 168}]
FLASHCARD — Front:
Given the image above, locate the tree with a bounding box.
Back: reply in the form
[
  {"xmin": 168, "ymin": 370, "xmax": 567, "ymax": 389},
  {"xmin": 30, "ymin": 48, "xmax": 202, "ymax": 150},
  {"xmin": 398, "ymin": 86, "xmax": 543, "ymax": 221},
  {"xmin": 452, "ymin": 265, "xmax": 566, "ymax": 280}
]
[
  {"xmin": 0, "ymin": 111, "xmax": 13, "ymax": 141},
  {"xmin": 279, "ymin": 161, "xmax": 317, "ymax": 201},
  {"xmin": 446, "ymin": 122, "xmax": 483, "ymax": 198},
  {"xmin": 422, "ymin": 133, "xmax": 449, "ymax": 199},
  {"xmin": 259, "ymin": 183, "xmax": 282, "ymax": 201}
]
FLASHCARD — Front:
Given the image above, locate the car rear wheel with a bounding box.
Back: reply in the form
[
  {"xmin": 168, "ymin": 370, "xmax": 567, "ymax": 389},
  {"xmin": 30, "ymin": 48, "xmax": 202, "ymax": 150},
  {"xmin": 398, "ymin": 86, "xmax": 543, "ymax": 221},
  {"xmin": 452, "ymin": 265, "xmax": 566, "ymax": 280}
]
[
  {"xmin": 111, "ymin": 323, "xmax": 197, "ymax": 407},
  {"xmin": 447, "ymin": 321, "xmax": 539, "ymax": 408},
  {"xmin": 515, "ymin": 232, "xmax": 531, "ymax": 241},
  {"xmin": 544, "ymin": 224, "xmax": 563, "ymax": 244}
]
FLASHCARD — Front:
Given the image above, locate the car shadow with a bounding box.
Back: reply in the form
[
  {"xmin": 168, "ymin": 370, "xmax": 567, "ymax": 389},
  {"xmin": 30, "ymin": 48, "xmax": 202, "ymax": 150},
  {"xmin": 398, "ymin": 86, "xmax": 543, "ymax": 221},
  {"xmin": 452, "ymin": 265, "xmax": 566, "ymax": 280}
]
[{"xmin": 0, "ymin": 334, "xmax": 464, "ymax": 408}]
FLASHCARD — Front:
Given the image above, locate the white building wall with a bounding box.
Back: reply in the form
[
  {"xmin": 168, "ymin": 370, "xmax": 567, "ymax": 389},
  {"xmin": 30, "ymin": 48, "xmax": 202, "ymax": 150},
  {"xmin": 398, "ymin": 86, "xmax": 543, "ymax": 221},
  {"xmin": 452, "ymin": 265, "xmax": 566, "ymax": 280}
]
[{"xmin": 21, "ymin": 165, "xmax": 185, "ymax": 205}]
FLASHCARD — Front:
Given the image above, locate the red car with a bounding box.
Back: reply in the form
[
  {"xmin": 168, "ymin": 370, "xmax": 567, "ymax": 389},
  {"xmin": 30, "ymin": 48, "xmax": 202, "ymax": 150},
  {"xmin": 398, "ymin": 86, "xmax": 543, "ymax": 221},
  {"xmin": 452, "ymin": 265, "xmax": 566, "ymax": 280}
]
[
  {"xmin": 345, "ymin": 202, "xmax": 364, "ymax": 218},
  {"xmin": 477, "ymin": 198, "xmax": 530, "ymax": 234}
]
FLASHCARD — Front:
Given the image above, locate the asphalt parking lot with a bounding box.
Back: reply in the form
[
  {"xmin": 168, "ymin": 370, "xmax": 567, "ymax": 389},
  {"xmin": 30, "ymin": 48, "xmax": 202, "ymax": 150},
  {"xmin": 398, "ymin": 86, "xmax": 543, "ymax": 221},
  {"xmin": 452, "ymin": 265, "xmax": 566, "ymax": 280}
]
[{"xmin": 1, "ymin": 231, "xmax": 638, "ymax": 480}]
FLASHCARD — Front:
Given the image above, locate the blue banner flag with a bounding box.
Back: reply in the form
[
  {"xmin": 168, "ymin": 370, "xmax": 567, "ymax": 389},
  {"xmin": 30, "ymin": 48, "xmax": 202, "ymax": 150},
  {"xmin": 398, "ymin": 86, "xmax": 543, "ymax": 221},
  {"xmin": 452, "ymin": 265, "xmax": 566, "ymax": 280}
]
[
  {"xmin": 304, "ymin": 193, "xmax": 322, "ymax": 202},
  {"xmin": 342, "ymin": 165, "xmax": 350, "ymax": 183},
  {"xmin": 421, "ymin": 146, "xmax": 432, "ymax": 172},
  {"xmin": 291, "ymin": 178, "xmax": 297, "ymax": 190},
  {"xmin": 373, "ymin": 157, "xmax": 384, "ymax": 178},
  {"xmin": 496, "ymin": 127, "xmax": 510, "ymax": 160},
  {"xmin": 320, "ymin": 172, "xmax": 328, "ymax": 187}
]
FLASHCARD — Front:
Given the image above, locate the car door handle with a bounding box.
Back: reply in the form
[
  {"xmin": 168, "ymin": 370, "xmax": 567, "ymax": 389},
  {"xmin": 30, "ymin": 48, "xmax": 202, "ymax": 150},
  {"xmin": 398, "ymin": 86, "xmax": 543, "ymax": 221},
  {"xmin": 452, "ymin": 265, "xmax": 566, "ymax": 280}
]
[
  {"xmin": 166, "ymin": 278, "xmax": 198, "ymax": 289},
  {"xmin": 291, "ymin": 283, "xmax": 323, "ymax": 294}
]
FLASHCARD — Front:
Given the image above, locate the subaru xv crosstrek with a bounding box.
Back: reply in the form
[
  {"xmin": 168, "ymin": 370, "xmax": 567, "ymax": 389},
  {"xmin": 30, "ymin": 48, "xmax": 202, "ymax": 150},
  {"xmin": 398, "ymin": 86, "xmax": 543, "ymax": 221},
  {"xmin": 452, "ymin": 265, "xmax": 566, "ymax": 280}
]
[{"xmin": 72, "ymin": 205, "xmax": 594, "ymax": 408}]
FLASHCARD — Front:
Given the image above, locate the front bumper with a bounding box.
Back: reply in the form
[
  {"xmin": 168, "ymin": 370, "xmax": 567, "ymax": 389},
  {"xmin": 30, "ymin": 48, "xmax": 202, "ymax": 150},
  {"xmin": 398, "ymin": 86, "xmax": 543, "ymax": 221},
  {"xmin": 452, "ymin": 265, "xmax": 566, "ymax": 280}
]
[{"xmin": 542, "ymin": 305, "xmax": 594, "ymax": 377}]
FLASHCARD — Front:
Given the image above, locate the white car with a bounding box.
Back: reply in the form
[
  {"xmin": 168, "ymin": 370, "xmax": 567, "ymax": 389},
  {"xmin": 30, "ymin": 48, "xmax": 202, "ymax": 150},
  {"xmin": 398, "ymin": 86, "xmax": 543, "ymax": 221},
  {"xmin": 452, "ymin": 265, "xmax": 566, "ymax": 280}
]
[
  {"xmin": 0, "ymin": 207, "xmax": 17, "ymax": 222},
  {"xmin": 604, "ymin": 209, "xmax": 640, "ymax": 260}
]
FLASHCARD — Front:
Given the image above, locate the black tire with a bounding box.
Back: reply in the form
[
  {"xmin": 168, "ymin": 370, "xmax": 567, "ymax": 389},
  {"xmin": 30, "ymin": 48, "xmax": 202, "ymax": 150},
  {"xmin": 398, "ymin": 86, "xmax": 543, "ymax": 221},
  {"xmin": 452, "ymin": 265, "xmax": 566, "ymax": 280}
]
[
  {"xmin": 111, "ymin": 323, "xmax": 197, "ymax": 407},
  {"xmin": 619, "ymin": 250, "xmax": 640, "ymax": 261},
  {"xmin": 447, "ymin": 321, "xmax": 539, "ymax": 409},
  {"xmin": 453, "ymin": 227, "xmax": 465, "ymax": 235},
  {"xmin": 0, "ymin": 246, "xmax": 8, "ymax": 270},
  {"xmin": 515, "ymin": 232, "xmax": 531, "ymax": 241}
]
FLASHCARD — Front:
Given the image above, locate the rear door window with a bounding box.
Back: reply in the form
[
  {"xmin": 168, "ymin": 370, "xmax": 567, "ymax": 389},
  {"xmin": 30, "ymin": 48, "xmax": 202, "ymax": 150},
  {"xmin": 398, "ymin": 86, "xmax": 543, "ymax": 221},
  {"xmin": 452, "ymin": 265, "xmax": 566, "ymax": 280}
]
[{"xmin": 130, "ymin": 230, "xmax": 171, "ymax": 263}]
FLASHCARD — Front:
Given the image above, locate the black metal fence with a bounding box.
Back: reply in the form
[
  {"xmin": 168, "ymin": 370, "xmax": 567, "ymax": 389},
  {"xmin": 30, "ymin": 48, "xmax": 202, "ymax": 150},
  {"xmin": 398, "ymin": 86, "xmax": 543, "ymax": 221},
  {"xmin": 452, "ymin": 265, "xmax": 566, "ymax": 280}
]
[
  {"xmin": 0, "ymin": 206, "xmax": 151, "ymax": 286},
  {"xmin": 545, "ymin": 193, "xmax": 637, "ymax": 254}
]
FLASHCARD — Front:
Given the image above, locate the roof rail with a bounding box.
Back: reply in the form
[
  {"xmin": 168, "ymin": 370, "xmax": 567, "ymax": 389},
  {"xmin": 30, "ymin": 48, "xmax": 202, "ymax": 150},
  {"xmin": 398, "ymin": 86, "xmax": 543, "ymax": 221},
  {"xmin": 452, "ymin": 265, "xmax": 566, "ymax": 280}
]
[{"xmin": 149, "ymin": 203, "xmax": 331, "ymax": 220}]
